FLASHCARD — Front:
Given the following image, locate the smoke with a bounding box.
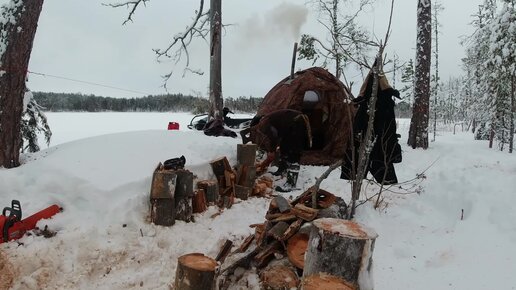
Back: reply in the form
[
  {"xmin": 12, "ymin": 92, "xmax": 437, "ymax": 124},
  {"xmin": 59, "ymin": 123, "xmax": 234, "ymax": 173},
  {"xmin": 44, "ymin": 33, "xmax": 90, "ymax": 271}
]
[{"xmin": 239, "ymin": 2, "xmax": 308, "ymax": 45}]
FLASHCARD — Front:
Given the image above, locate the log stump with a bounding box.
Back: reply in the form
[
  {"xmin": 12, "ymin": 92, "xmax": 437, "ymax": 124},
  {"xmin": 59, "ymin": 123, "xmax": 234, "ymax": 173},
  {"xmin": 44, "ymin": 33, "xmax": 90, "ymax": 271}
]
[
  {"xmin": 197, "ymin": 180, "xmax": 219, "ymax": 205},
  {"xmin": 235, "ymin": 185, "xmax": 251, "ymax": 200},
  {"xmin": 259, "ymin": 265, "xmax": 299, "ymax": 290},
  {"xmin": 192, "ymin": 189, "xmax": 207, "ymax": 214},
  {"xmin": 303, "ymin": 218, "xmax": 378, "ymax": 290},
  {"xmin": 175, "ymin": 169, "xmax": 194, "ymax": 222},
  {"xmin": 149, "ymin": 165, "xmax": 177, "ymax": 226},
  {"xmin": 301, "ymin": 273, "xmax": 356, "ymax": 290},
  {"xmin": 174, "ymin": 253, "xmax": 217, "ymax": 290}
]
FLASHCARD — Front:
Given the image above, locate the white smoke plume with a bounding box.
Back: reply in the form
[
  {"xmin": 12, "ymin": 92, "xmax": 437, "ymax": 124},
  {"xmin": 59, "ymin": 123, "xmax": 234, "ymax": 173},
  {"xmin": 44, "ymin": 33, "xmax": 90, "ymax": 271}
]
[{"xmin": 239, "ymin": 2, "xmax": 308, "ymax": 45}]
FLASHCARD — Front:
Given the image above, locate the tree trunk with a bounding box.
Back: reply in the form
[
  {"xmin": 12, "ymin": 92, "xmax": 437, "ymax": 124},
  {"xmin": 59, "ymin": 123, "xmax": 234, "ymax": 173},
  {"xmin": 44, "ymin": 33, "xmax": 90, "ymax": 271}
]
[
  {"xmin": 174, "ymin": 253, "xmax": 217, "ymax": 290},
  {"xmin": 303, "ymin": 218, "xmax": 378, "ymax": 290},
  {"xmin": 209, "ymin": 0, "xmax": 223, "ymax": 120},
  {"xmin": 407, "ymin": 0, "xmax": 431, "ymax": 149},
  {"xmin": 0, "ymin": 0, "xmax": 44, "ymax": 168},
  {"xmin": 509, "ymin": 74, "xmax": 514, "ymax": 153}
]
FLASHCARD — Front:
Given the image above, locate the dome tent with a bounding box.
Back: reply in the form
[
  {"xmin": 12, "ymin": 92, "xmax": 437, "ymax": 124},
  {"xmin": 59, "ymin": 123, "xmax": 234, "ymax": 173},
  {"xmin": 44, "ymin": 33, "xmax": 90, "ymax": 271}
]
[{"xmin": 254, "ymin": 67, "xmax": 354, "ymax": 165}]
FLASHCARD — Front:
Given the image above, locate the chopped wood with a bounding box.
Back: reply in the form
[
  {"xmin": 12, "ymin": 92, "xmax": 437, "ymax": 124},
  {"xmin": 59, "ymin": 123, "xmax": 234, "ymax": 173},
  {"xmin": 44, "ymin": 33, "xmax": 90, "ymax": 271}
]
[
  {"xmin": 220, "ymin": 246, "xmax": 259, "ymax": 275},
  {"xmin": 174, "ymin": 169, "xmax": 194, "ymax": 222},
  {"xmin": 270, "ymin": 213, "xmax": 297, "ymax": 223},
  {"xmin": 237, "ymin": 143, "xmax": 257, "ymax": 166},
  {"xmin": 287, "ymin": 233, "xmax": 309, "ymax": 269},
  {"xmin": 293, "ymin": 188, "xmax": 337, "ymax": 209},
  {"xmin": 280, "ymin": 219, "xmax": 303, "ymax": 241},
  {"xmin": 150, "ymin": 166, "xmax": 177, "ymax": 199},
  {"xmin": 237, "ymin": 165, "xmax": 257, "ymax": 187},
  {"xmin": 270, "ymin": 196, "xmax": 291, "ymax": 213},
  {"xmin": 197, "ymin": 180, "xmax": 219, "ymax": 205},
  {"xmin": 192, "ymin": 189, "xmax": 207, "ymax": 214},
  {"xmin": 253, "ymin": 240, "xmax": 282, "ymax": 268},
  {"xmin": 257, "ymin": 176, "xmax": 274, "ymax": 188},
  {"xmin": 224, "ymin": 170, "xmax": 236, "ymax": 188},
  {"xmin": 217, "ymin": 175, "xmax": 226, "ymax": 193},
  {"xmin": 234, "ymin": 185, "xmax": 251, "ymax": 200},
  {"xmin": 291, "ymin": 203, "xmax": 319, "ymax": 221},
  {"xmin": 254, "ymin": 223, "xmax": 267, "ymax": 247},
  {"xmin": 210, "ymin": 156, "xmax": 232, "ymax": 177},
  {"xmin": 215, "ymin": 239, "xmax": 233, "ymax": 263},
  {"xmin": 267, "ymin": 221, "xmax": 290, "ymax": 241},
  {"xmin": 260, "ymin": 265, "xmax": 299, "ymax": 290},
  {"xmin": 252, "ymin": 182, "xmax": 269, "ymax": 196},
  {"xmin": 265, "ymin": 212, "xmax": 284, "ymax": 220},
  {"xmin": 239, "ymin": 234, "xmax": 255, "ymax": 253},
  {"xmin": 150, "ymin": 198, "xmax": 175, "ymax": 226},
  {"xmin": 301, "ymin": 273, "xmax": 356, "ymax": 290}
]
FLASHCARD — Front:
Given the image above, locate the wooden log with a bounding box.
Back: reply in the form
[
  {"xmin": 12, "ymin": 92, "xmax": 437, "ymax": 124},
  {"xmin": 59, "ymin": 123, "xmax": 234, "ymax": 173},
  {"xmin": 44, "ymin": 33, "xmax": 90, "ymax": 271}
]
[
  {"xmin": 259, "ymin": 265, "xmax": 299, "ymax": 290},
  {"xmin": 280, "ymin": 219, "xmax": 303, "ymax": 241},
  {"xmin": 257, "ymin": 176, "xmax": 274, "ymax": 189},
  {"xmin": 237, "ymin": 143, "xmax": 257, "ymax": 166},
  {"xmin": 303, "ymin": 218, "xmax": 378, "ymax": 290},
  {"xmin": 239, "ymin": 234, "xmax": 255, "ymax": 253},
  {"xmin": 197, "ymin": 180, "xmax": 219, "ymax": 205},
  {"xmin": 253, "ymin": 240, "xmax": 282, "ymax": 268},
  {"xmin": 270, "ymin": 213, "xmax": 297, "ymax": 223},
  {"xmin": 210, "ymin": 156, "xmax": 231, "ymax": 177},
  {"xmin": 291, "ymin": 203, "xmax": 319, "ymax": 221},
  {"xmin": 174, "ymin": 253, "xmax": 217, "ymax": 290},
  {"xmin": 149, "ymin": 165, "xmax": 177, "ymax": 226},
  {"xmin": 270, "ymin": 196, "xmax": 291, "ymax": 213},
  {"xmin": 287, "ymin": 233, "xmax": 309, "ymax": 269},
  {"xmin": 215, "ymin": 239, "xmax": 233, "ymax": 264},
  {"xmin": 267, "ymin": 221, "xmax": 290, "ymax": 241},
  {"xmin": 317, "ymin": 197, "xmax": 348, "ymax": 219},
  {"xmin": 175, "ymin": 169, "xmax": 194, "ymax": 222},
  {"xmin": 237, "ymin": 165, "xmax": 257, "ymax": 187},
  {"xmin": 224, "ymin": 170, "xmax": 236, "ymax": 188},
  {"xmin": 234, "ymin": 185, "xmax": 251, "ymax": 200},
  {"xmin": 192, "ymin": 189, "xmax": 207, "ymax": 214},
  {"xmin": 293, "ymin": 188, "xmax": 337, "ymax": 209},
  {"xmin": 301, "ymin": 273, "xmax": 356, "ymax": 290}
]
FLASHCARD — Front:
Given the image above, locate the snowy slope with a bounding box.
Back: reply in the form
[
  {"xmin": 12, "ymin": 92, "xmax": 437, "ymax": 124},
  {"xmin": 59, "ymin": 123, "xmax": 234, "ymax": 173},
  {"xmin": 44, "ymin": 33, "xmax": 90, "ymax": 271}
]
[{"xmin": 1, "ymin": 113, "xmax": 515, "ymax": 290}]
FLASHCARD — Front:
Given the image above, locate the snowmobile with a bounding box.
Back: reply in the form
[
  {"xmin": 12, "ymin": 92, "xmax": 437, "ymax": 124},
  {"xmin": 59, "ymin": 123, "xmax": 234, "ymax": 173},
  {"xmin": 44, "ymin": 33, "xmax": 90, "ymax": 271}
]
[{"xmin": 187, "ymin": 107, "xmax": 253, "ymax": 130}]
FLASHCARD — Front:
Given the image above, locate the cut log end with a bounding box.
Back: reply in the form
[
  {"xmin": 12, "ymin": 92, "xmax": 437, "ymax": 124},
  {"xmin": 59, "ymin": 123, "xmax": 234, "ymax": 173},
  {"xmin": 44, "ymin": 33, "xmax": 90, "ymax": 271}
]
[
  {"xmin": 260, "ymin": 265, "xmax": 299, "ymax": 290},
  {"xmin": 301, "ymin": 273, "xmax": 356, "ymax": 290},
  {"xmin": 179, "ymin": 253, "xmax": 218, "ymax": 272},
  {"xmin": 287, "ymin": 233, "xmax": 309, "ymax": 269},
  {"xmin": 313, "ymin": 218, "xmax": 378, "ymax": 240}
]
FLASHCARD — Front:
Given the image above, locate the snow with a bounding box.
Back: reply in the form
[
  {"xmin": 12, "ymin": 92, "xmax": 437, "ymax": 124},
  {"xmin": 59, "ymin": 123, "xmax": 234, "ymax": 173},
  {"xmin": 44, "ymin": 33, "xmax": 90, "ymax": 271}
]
[{"xmin": 1, "ymin": 112, "xmax": 516, "ymax": 289}]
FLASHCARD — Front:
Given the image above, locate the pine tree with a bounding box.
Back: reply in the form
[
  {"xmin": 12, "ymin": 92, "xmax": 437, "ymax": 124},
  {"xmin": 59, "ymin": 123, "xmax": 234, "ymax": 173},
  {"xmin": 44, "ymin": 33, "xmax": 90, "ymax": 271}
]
[{"xmin": 400, "ymin": 59, "xmax": 415, "ymax": 104}]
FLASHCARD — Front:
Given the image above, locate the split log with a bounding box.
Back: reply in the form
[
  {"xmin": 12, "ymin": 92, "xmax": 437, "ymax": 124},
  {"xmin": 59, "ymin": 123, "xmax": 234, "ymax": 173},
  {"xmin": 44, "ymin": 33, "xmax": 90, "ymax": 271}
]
[
  {"xmin": 293, "ymin": 188, "xmax": 337, "ymax": 209},
  {"xmin": 234, "ymin": 185, "xmax": 251, "ymax": 200},
  {"xmin": 287, "ymin": 233, "xmax": 309, "ymax": 269},
  {"xmin": 252, "ymin": 182, "xmax": 269, "ymax": 196},
  {"xmin": 174, "ymin": 253, "xmax": 217, "ymax": 290},
  {"xmin": 215, "ymin": 239, "xmax": 233, "ymax": 264},
  {"xmin": 192, "ymin": 189, "xmax": 207, "ymax": 214},
  {"xmin": 257, "ymin": 176, "xmax": 274, "ymax": 189},
  {"xmin": 270, "ymin": 196, "xmax": 291, "ymax": 213},
  {"xmin": 260, "ymin": 265, "xmax": 299, "ymax": 290},
  {"xmin": 237, "ymin": 143, "xmax": 257, "ymax": 166},
  {"xmin": 317, "ymin": 197, "xmax": 348, "ymax": 219},
  {"xmin": 236, "ymin": 165, "xmax": 256, "ymax": 187},
  {"xmin": 267, "ymin": 221, "xmax": 290, "ymax": 241},
  {"xmin": 224, "ymin": 170, "xmax": 236, "ymax": 188},
  {"xmin": 239, "ymin": 234, "xmax": 255, "ymax": 253},
  {"xmin": 269, "ymin": 213, "xmax": 297, "ymax": 223},
  {"xmin": 174, "ymin": 169, "xmax": 194, "ymax": 222},
  {"xmin": 291, "ymin": 204, "xmax": 318, "ymax": 221},
  {"xmin": 253, "ymin": 240, "xmax": 282, "ymax": 268},
  {"xmin": 303, "ymin": 218, "xmax": 378, "ymax": 290},
  {"xmin": 210, "ymin": 156, "xmax": 232, "ymax": 178},
  {"xmin": 197, "ymin": 180, "xmax": 219, "ymax": 205},
  {"xmin": 149, "ymin": 165, "xmax": 177, "ymax": 226},
  {"xmin": 301, "ymin": 273, "xmax": 356, "ymax": 290},
  {"xmin": 280, "ymin": 219, "xmax": 303, "ymax": 241}
]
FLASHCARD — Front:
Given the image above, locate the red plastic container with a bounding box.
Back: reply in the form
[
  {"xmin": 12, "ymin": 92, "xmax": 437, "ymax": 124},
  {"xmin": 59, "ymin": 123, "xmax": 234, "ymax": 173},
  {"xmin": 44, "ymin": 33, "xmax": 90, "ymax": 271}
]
[{"xmin": 167, "ymin": 122, "xmax": 180, "ymax": 130}]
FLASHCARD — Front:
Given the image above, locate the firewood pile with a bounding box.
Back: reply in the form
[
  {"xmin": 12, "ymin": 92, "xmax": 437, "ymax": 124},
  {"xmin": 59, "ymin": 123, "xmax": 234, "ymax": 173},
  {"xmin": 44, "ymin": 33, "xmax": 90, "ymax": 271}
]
[{"xmin": 216, "ymin": 187, "xmax": 350, "ymax": 290}]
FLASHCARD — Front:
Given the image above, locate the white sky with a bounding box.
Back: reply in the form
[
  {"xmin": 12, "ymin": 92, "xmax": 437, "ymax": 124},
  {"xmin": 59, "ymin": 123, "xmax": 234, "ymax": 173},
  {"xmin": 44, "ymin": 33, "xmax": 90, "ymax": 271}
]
[{"xmin": 19, "ymin": 0, "xmax": 484, "ymax": 99}]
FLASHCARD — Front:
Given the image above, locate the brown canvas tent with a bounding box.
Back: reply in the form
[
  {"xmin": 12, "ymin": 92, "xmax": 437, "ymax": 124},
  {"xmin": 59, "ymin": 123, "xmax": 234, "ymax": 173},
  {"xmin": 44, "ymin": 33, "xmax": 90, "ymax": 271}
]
[{"xmin": 253, "ymin": 67, "xmax": 355, "ymax": 165}]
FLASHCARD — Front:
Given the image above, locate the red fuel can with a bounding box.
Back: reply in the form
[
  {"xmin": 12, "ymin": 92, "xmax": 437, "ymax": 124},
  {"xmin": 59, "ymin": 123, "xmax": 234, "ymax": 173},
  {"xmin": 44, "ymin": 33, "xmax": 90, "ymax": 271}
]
[{"xmin": 167, "ymin": 122, "xmax": 180, "ymax": 130}]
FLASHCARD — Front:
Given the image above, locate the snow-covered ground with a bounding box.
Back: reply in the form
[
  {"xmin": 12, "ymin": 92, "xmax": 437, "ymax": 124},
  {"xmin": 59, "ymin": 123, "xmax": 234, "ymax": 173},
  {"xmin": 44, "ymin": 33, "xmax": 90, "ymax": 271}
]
[{"xmin": 1, "ymin": 112, "xmax": 515, "ymax": 290}]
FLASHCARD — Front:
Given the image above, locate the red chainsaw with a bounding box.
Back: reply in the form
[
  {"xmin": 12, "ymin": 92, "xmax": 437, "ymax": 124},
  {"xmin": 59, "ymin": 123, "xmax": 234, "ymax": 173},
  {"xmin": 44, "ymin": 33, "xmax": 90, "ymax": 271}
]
[{"xmin": 0, "ymin": 200, "xmax": 62, "ymax": 243}]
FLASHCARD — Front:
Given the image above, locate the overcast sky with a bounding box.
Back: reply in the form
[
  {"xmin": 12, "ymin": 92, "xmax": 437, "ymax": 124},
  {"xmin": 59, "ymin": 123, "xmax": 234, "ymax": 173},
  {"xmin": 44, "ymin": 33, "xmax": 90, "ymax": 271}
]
[{"xmin": 18, "ymin": 0, "xmax": 484, "ymax": 99}]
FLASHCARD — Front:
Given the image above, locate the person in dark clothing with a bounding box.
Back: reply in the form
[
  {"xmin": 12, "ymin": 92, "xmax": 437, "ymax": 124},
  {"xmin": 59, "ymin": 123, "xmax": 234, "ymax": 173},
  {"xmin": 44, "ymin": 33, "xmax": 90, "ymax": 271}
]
[
  {"xmin": 341, "ymin": 71, "xmax": 402, "ymax": 185},
  {"xmin": 250, "ymin": 109, "xmax": 312, "ymax": 175}
]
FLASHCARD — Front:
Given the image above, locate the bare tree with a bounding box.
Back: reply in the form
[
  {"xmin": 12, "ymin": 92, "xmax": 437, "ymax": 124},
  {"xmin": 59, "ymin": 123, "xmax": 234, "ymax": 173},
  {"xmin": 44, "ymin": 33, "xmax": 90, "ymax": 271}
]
[
  {"xmin": 0, "ymin": 0, "xmax": 45, "ymax": 168},
  {"xmin": 107, "ymin": 0, "xmax": 223, "ymax": 119},
  {"xmin": 408, "ymin": 0, "xmax": 432, "ymax": 149}
]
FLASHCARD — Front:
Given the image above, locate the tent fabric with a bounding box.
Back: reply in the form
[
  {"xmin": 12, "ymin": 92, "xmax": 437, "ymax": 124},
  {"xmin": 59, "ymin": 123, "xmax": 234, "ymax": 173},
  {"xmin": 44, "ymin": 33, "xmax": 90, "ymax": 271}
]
[{"xmin": 252, "ymin": 67, "xmax": 355, "ymax": 165}]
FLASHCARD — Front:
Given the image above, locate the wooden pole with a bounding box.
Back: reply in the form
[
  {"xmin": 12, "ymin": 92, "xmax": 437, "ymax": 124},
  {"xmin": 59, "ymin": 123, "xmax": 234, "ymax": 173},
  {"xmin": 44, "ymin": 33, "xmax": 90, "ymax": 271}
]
[{"xmin": 291, "ymin": 42, "xmax": 298, "ymax": 80}]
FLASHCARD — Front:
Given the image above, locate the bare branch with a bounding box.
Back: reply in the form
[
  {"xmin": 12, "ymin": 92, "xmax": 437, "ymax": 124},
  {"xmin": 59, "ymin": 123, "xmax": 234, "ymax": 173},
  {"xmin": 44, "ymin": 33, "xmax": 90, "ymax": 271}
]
[{"xmin": 103, "ymin": 0, "xmax": 151, "ymax": 25}]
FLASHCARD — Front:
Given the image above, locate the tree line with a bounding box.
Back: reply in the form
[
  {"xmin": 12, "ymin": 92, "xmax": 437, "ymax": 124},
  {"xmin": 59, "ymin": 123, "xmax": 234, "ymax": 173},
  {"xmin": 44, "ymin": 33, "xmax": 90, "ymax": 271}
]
[{"xmin": 33, "ymin": 92, "xmax": 263, "ymax": 114}]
